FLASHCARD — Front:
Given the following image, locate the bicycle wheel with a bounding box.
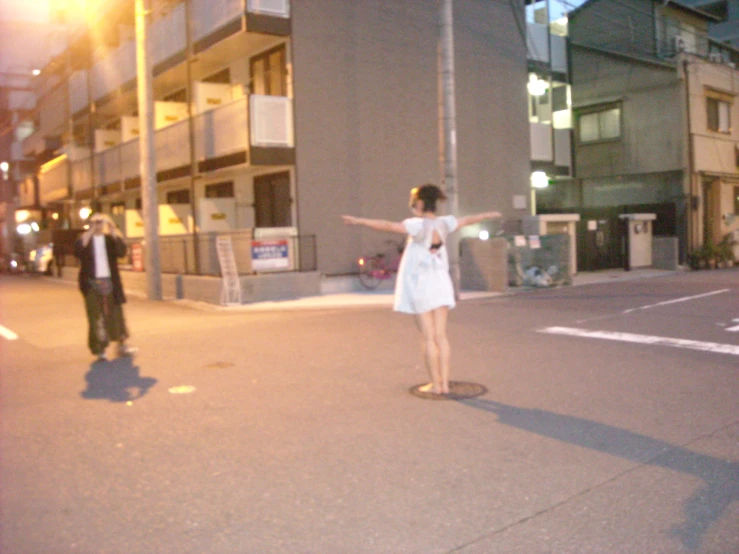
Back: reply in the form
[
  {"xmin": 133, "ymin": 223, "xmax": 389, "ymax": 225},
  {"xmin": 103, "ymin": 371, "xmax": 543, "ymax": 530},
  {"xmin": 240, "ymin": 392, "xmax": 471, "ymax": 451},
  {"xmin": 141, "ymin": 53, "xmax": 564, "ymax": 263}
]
[{"xmin": 358, "ymin": 257, "xmax": 381, "ymax": 289}]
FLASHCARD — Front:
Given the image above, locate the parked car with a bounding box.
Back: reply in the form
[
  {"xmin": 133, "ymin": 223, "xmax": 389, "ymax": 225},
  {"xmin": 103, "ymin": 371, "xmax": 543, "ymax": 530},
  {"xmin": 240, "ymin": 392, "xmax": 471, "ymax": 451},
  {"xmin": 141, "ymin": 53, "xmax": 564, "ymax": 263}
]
[{"xmin": 28, "ymin": 243, "xmax": 54, "ymax": 275}]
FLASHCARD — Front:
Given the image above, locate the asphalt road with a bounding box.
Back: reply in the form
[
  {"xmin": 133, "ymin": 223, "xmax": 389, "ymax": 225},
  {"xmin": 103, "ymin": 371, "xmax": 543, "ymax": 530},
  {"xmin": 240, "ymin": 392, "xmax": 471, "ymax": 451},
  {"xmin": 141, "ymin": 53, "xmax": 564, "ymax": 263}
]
[{"xmin": 1, "ymin": 270, "xmax": 738, "ymax": 554}]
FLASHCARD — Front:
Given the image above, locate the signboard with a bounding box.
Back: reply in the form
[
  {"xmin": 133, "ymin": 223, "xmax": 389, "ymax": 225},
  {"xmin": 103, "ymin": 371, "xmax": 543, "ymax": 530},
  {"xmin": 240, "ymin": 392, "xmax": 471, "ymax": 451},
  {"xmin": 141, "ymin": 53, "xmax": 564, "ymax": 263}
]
[
  {"xmin": 251, "ymin": 239, "xmax": 289, "ymax": 271},
  {"xmin": 131, "ymin": 243, "xmax": 144, "ymax": 272},
  {"xmin": 216, "ymin": 236, "xmax": 242, "ymax": 305}
]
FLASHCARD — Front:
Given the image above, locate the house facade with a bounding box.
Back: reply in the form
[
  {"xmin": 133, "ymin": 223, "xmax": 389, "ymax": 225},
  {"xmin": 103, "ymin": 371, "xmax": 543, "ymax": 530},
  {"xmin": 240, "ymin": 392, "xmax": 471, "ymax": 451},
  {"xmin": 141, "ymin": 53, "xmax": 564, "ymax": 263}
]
[
  {"xmin": 5, "ymin": 0, "xmax": 531, "ymax": 278},
  {"xmin": 537, "ymin": 0, "xmax": 739, "ymax": 267}
]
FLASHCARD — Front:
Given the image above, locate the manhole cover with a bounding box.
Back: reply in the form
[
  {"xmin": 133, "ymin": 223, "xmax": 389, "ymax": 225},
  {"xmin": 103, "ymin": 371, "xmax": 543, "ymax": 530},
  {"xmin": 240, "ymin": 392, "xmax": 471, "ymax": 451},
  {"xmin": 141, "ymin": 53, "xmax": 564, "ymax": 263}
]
[
  {"xmin": 206, "ymin": 361, "xmax": 234, "ymax": 369},
  {"xmin": 409, "ymin": 381, "xmax": 488, "ymax": 400}
]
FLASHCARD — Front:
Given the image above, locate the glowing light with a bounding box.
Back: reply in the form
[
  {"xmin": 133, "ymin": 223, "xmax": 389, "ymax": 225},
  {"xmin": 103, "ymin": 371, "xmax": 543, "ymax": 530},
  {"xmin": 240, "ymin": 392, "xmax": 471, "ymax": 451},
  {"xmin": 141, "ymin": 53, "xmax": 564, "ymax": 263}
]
[
  {"xmin": 358, "ymin": 258, "xmax": 365, "ymax": 266},
  {"xmin": 52, "ymin": 212, "xmax": 59, "ymax": 220},
  {"xmin": 531, "ymin": 171, "xmax": 549, "ymax": 189},
  {"xmin": 527, "ymin": 74, "xmax": 548, "ymax": 97},
  {"xmin": 30, "ymin": 222, "xmax": 39, "ymax": 232},
  {"xmin": 0, "ymin": 161, "xmax": 8, "ymax": 172},
  {"xmin": 15, "ymin": 210, "xmax": 30, "ymax": 223},
  {"xmin": 79, "ymin": 206, "xmax": 92, "ymax": 220},
  {"xmin": 479, "ymin": 230, "xmax": 490, "ymax": 241},
  {"xmin": 32, "ymin": 69, "xmax": 41, "ymax": 76},
  {"xmin": 17, "ymin": 223, "xmax": 32, "ymax": 235}
]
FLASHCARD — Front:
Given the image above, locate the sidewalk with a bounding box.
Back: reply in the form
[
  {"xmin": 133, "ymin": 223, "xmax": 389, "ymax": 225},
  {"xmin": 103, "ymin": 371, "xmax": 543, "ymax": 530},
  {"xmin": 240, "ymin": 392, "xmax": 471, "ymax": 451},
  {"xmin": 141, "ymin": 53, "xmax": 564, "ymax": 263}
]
[{"xmin": 174, "ymin": 267, "xmax": 680, "ymax": 311}]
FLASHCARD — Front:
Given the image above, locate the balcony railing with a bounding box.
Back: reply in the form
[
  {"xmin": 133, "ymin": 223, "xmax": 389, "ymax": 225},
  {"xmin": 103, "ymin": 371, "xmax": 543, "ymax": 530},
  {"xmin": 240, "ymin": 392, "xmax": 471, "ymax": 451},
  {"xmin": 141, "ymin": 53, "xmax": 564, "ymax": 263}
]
[
  {"xmin": 196, "ymin": 97, "xmax": 249, "ymax": 159},
  {"xmin": 39, "ymin": 156, "xmax": 69, "ymax": 205},
  {"xmin": 192, "ymin": 0, "xmax": 242, "ymax": 41},
  {"xmin": 151, "ymin": 3, "xmax": 186, "ymax": 67},
  {"xmin": 91, "ymin": 41, "xmax": 136, "ymax": 101},
  {"xmin": 62, "ymin": 0, "xmax": 291, "ymax": 109},
  {"xmin": 527, "ymin": 23, "xmax": 567, "ymax": 73},
  {"xmin": 70, "ymin": 95, "xmax": 293, "ymax": 192},
  {"xmin": 530, "ymin": 122, "xmax": 572, "ymax": 169}
]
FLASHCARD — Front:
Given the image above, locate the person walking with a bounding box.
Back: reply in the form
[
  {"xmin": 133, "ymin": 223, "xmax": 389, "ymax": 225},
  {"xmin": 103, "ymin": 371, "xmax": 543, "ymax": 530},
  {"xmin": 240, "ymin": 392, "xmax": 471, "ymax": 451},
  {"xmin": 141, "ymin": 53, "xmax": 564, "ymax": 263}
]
[
  {"xmin": 342, "ymin": 184, "xmax": 501, "ymax": 395},
  {"xmin": 74, "ymin": 213, "xmax": 136, "ymax": 361}
]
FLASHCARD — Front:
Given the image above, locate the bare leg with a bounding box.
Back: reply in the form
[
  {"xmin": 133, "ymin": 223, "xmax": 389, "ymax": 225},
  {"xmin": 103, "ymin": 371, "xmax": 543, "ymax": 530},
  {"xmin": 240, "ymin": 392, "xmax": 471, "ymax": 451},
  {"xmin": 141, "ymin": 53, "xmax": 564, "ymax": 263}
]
[
  {"xmin": 432, "ymin": 307, "xmax": 451, "ymax": 393},
  {"xmin": 416, "ymin": 312, "xmax": 442, "ymax": 393}
]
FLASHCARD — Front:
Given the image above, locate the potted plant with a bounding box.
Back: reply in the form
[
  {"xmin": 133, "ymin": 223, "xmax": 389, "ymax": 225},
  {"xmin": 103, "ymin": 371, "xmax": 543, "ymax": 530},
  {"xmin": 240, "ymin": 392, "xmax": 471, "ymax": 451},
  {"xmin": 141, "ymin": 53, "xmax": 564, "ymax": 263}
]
[{"xmin": 718, "ymin": 233, "xmax": 736, "ymax": 268}]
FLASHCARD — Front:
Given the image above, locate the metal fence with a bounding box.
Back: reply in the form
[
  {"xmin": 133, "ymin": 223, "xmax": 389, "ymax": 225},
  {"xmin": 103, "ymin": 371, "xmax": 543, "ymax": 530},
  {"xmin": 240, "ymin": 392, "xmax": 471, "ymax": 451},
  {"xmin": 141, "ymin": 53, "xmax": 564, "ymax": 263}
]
[{"xmin": 61, "ymin": 231, "xmax": 317, "ymax": 277}]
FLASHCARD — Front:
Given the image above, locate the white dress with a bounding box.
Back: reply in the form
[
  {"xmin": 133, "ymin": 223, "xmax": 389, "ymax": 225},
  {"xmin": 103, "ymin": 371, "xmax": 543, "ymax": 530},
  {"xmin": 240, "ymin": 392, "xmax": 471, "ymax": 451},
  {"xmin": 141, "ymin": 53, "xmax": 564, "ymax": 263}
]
[{"xmin": 393, "ymin": 215, "xmax": 458, "ymax": 314}]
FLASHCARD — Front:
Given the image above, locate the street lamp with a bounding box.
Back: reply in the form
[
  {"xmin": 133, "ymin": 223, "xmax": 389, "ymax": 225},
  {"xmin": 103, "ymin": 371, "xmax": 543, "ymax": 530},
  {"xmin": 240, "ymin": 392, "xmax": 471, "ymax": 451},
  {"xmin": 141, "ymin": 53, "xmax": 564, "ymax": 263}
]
[{"xmin": 79, "ymin": 206, "xmax": 92, "ymax": 220}]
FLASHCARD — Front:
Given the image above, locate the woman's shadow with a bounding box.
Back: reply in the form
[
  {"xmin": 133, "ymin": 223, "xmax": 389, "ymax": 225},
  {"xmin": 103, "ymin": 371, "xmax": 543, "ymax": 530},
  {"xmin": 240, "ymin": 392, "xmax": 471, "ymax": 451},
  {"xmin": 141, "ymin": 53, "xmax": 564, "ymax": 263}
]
[
  {"xmin": 81, "ymin": 357, "xmax": 157, "ymax": 403},
  {"xmin": 460, "ymin": 398, "xmax": 739, "ymax": 551}
]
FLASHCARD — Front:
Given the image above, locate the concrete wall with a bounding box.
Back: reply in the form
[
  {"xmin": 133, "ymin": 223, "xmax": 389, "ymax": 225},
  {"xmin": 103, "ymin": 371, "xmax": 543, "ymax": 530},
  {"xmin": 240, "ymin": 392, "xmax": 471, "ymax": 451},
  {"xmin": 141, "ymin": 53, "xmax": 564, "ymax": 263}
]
[
  {"xmin": 570, "ymin": 46, "xmax": 685, "ymax": 179},
  {"xmin": 460, "ymin": 238, "xmax": 508, "ymax": 292},
  {"xmin": 569, "ymin": 0, "xmax": 658, "ymax": 60},
  {"xmin": 60, "ymin": 267, "xmax": 322, "ymax": 305},
  {"xmin": 290, "ymin": 1, "xmax": 530, "ymax": 276},
  {"xmin": 653, "ymin": 236, "xmax": 679, "ymax": 270}
]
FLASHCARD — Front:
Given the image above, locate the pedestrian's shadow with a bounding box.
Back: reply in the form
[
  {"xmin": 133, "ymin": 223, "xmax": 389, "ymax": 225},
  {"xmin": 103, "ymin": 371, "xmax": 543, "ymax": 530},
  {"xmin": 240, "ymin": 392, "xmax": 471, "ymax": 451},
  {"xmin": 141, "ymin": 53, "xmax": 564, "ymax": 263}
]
[
  {"xmin": 81, "ymin": 357, "xmax": 157, "ymax": 403},
  {"xmin": 459, "ymin": 398, "xmax": 739, "ymax": 551}
]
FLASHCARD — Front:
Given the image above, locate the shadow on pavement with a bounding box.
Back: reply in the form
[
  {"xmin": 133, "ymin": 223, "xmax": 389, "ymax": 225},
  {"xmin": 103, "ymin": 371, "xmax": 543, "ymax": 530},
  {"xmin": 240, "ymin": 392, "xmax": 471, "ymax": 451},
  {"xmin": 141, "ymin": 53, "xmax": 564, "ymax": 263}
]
[
  {"xmin": 460, "ymin": 398, "xmax": 739, "ymax": 551},
  {"xmin": 81, "ymin": 357, "xmax": 157, "ymax": 403}
]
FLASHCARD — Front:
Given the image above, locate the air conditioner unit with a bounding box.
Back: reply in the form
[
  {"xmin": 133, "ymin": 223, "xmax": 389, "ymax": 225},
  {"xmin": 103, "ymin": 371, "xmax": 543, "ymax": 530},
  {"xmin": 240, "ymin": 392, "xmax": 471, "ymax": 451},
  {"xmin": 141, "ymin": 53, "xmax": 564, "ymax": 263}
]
[{"xmin": 708, "ymin": 52, "xmax": 723, "ymax": 63}]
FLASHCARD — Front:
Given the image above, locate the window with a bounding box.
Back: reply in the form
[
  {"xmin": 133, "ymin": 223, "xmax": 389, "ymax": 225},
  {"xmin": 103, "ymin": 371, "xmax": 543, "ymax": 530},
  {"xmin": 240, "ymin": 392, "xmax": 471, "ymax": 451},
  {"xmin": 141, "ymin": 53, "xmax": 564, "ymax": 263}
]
[
  {"xmin": 205, "ymin": 181, "xmax": 234, "ymax": 198},
  {"xmin": 111, "ymin": 202, "xmax": 126, "ymax": 215},
  {"xmin": 706, "ymin": 95, "xmax": 731, "ymax": 133},
  {"xmin": 578, "ymin": 106, "xmax": 621, "ymax": 143},
  {"xmin": 250, "ymin": 45, "xmax": 287, "ymax": 96},
  {"xmin": 166, "ymin": 189, "xmax": 190, "ymax": 204}
]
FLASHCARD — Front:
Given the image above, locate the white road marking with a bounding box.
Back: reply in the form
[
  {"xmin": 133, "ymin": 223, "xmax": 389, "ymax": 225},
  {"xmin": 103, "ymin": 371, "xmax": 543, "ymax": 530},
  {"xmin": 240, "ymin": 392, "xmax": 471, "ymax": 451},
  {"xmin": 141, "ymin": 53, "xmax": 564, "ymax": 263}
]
[
  {"xmin": 0, "ymin": 325, "xmax": 19, "ymax": 341},
  {"xmin": 726, "ymin": 319, "xmax": 739, "ymax": 332},
  {"xmin": 622, "ymin": 289, "xmax": 730, "ymax": 314},
  {"xmin": 539, "ymin": 326, "xmax": 739, "ymax": 356}
]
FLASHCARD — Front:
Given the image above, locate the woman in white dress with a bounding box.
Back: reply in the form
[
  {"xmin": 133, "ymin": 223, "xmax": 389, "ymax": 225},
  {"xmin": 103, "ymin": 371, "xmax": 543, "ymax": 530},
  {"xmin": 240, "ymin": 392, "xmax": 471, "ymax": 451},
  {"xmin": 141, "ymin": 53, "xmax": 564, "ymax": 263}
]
[{"xmin": 342, "ymin": 184, "xmax": 501, "ymax": 395}]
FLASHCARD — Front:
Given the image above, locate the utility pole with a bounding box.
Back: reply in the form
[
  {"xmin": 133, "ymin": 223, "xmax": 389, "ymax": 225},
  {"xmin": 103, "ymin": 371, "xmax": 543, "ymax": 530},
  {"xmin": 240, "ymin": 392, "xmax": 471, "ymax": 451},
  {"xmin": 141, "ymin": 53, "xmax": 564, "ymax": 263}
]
[
  {"xmin": 135, "ymin": 0, "xmax": 162, "ymax": 300},
  {"xmin": 439, "ymin": 0, "xmax": 460, "ymax": 298}
]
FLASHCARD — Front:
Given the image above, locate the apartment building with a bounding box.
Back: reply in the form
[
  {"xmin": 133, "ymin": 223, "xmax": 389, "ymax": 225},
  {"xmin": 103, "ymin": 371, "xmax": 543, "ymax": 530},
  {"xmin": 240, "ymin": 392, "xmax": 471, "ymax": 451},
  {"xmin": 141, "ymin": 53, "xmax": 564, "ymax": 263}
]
[
  {"xmin": 526, "ymin": 0, "xmax": 573, "ymax": 188},
  {"xmin": 0, "ymin": 2, "xmax": 68, "ymax": 263},
  {"xmin": 11, "ymin": 0, "xmax": 531, "ymax": 278},
  {"xmin": 537, "ymin": 0, "xmax": 738, "ymax": 268}
]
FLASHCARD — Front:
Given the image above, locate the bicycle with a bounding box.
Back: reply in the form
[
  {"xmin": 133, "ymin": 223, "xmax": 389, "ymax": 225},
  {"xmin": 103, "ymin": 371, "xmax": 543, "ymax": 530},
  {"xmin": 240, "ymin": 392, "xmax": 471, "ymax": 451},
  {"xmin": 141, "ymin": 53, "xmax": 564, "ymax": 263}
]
[{"xmin": 357, "ymin": 239, "xmax": 405, "ymax": 289}]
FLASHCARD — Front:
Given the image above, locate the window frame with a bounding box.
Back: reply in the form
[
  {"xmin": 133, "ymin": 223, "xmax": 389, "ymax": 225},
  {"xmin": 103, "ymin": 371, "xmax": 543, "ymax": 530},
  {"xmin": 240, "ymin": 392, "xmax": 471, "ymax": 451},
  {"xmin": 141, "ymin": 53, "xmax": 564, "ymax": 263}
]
[
  {"xmin": 576, "ymin": 103, "xmax": 622, "ymax": 145},
  {"xmin": 705, "ymin": 88, "xmax": 733, "ymax": 134}
]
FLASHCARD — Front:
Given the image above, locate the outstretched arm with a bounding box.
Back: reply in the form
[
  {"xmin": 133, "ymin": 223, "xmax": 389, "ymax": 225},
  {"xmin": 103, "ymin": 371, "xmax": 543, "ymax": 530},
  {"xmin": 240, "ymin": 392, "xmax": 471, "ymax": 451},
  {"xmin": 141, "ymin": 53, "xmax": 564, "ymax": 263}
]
[
  {"xmin": 456, "ymin": 211, "xmax": 502, "ymax": 228},
  {"xmin": 341, "ymin": 215, "xmax": 406, "ymax": 234}
]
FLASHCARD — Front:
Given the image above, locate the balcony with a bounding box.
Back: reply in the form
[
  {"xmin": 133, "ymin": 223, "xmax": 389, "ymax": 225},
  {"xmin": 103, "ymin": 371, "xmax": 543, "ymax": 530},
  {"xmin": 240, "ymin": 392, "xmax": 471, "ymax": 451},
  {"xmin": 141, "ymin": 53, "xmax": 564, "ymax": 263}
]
[
  {"xmin": 527, "ymin": 22, "xmax": 568, "ymax": 74},
  {"xmin": 530, "ymin": 122, "xmax": 572, "ymax": 174},
  {"xmin": 38, "ymin": 155, "xmax": 69, "ymax": 205},
  {"xmin": 72, "ymin": 95, "xmax": 294, "ymax": 195},
  {"xmin": 66, "ymin": 0, "xmax": 291, "ymax": 110}
]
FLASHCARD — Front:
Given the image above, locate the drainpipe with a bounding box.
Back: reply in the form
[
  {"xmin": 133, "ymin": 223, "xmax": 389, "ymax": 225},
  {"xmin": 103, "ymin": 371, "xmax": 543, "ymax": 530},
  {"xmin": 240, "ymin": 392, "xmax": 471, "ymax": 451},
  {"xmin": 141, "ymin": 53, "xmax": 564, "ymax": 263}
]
[{"xmin": 683, "ymin": 58, "xmax": 696, "ymax": 260}]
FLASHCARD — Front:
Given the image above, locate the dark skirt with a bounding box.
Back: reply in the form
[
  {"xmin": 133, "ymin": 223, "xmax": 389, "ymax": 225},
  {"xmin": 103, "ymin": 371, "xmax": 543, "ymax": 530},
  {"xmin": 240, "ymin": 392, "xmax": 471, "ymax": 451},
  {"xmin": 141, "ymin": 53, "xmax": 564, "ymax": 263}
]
[{"xmin": 84, "ymin": 278, "xmax": 129, "ymax": 355}]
